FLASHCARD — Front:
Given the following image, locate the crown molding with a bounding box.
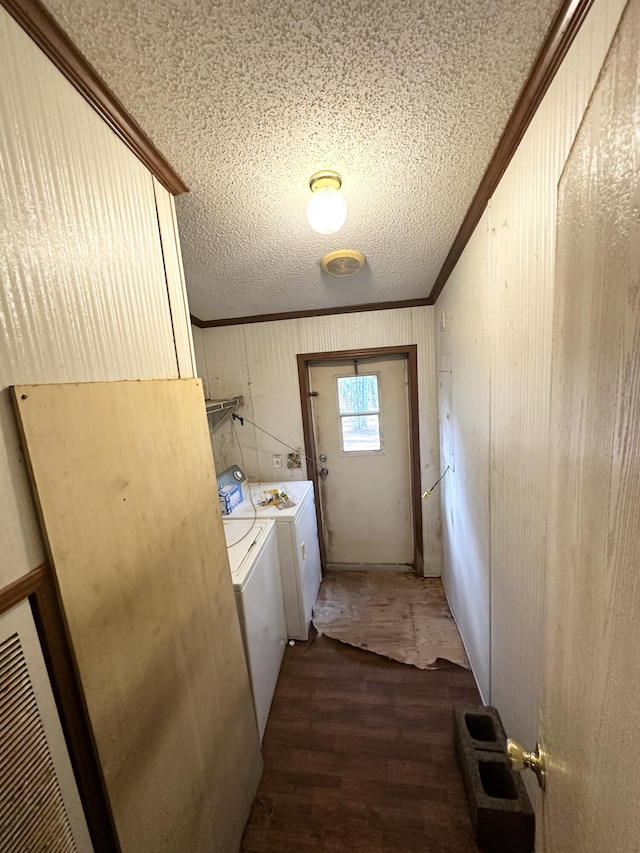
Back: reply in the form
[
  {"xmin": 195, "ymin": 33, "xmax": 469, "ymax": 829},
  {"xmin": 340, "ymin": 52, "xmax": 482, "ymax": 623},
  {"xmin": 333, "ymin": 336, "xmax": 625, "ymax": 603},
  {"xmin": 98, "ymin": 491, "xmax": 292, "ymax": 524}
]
[
  {"xmin": 190, "ymin": 296, "xmax": 434, "ymax": 328},
  {"xmin": 428, "ymin": 0, "xmax": 594, "ymax": 302},
  {"xmin": 1, "ymin": 0, "xmax": 188, "ymax": 195}
]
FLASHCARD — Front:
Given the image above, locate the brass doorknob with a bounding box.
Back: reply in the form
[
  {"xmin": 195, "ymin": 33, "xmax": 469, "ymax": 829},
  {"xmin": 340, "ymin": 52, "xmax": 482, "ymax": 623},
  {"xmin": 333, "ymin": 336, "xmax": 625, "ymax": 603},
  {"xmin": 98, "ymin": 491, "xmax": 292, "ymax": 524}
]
[{"xmin": 507, "ymin": 739, "xmax": 546, "ymax": 790}]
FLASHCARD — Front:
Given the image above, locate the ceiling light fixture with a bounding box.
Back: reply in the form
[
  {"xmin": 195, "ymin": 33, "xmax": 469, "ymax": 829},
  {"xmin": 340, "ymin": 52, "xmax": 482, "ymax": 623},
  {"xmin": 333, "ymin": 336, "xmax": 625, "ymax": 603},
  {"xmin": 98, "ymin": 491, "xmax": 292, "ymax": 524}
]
[{"xmin": 306, "ymin": 170, "xmax": 347, "ymax": 235}]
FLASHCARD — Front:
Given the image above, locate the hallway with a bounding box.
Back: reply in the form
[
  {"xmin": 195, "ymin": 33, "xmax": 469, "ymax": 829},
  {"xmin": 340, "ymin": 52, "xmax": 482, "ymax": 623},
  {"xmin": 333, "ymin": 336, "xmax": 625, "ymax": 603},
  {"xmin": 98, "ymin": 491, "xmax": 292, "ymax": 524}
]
[{"xmin": 241, "ymin": 627, "xmax": 480, "ymax": 852}]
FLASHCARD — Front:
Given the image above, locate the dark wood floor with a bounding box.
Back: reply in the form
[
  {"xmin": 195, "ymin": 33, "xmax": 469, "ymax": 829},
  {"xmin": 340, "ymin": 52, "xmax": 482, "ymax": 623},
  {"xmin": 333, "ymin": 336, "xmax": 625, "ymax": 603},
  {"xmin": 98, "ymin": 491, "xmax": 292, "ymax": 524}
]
[{"xmin": 241, "ymin": 629, "xmax": 481, "ymax": 852}]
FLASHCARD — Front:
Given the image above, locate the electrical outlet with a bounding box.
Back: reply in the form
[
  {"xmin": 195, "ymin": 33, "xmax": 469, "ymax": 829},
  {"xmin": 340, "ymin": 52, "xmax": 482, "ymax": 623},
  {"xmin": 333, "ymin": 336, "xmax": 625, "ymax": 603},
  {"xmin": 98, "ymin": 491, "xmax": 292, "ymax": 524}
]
[{"xmin": 272, "ymin": 455, "xmax": 282, "ymax": 469}]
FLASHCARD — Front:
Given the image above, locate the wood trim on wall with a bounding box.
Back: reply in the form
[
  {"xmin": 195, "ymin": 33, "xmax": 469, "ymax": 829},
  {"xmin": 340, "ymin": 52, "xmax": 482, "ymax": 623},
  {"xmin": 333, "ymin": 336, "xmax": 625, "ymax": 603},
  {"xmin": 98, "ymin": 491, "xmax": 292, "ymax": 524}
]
[
  {"xmin": 297, "ymin": 345, "xmax": 424, "ymax": 577},
  {"xmin": 0, "ymin": 564, "xmax": 46, "ymax": 613},
  {"xmin": 297, "ymin": 356, "xmax": 328, "ymax": 572},
  {"xmin": 0, "ymin": 0, "xmax": 188, "ymax": 196},
  {"xmin": 0, "ymin": 564, "xmax": 119, "ymax": 852},
  {"xmin": 190, "ymin": 297, "xmax": 433, "ymax": 329},
  {"xmin": 427, "ymin": 0, "xmax": 595, "ymax": 303},
  {"xmin": 406, "ymin": 345, "xmax": 424, "ymax": 575}
]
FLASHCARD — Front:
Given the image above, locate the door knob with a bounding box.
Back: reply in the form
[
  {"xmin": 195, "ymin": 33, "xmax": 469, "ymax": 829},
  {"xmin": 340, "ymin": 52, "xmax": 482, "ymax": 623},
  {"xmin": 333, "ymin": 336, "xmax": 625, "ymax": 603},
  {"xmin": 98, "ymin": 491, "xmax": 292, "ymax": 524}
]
[
  {"xmin": 319, "ymin": 467, "xmax": 329, "ymax": 480},
  {"xmin": 507, "ymin": 739, "xmax": 546, "ymax": 789}
]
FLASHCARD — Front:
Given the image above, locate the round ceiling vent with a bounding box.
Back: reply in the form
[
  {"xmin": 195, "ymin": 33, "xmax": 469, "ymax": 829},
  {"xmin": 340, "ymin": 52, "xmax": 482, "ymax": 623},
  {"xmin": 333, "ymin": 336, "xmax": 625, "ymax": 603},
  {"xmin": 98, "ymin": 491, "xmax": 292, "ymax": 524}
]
[{"xmin": 321, "ymin": 249, "xmax": 366, "ymax": 277}]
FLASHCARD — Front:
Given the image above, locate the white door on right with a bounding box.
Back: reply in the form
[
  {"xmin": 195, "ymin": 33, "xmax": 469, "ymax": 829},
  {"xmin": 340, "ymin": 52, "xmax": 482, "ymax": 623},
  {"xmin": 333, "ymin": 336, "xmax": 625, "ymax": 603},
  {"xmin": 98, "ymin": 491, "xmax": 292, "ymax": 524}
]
[
  {"xmin": 542, "ymin": 3, "xmax": 640, "ymax": 849},
  {"xmin": 309, "ymin": 354, "xmax": 413, "ymax": 570}
]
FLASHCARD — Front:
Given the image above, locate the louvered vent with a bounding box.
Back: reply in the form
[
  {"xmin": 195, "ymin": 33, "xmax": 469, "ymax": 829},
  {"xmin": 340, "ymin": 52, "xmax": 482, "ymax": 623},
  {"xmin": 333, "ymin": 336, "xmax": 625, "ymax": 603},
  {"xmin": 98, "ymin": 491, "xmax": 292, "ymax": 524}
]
[
  {"xmin": 321, "ymin": 249, "xmax": 366, "ymax": 276},
  {"xmin": 0, "ymin": 632, "xmax": 77, "ymax": 852}
]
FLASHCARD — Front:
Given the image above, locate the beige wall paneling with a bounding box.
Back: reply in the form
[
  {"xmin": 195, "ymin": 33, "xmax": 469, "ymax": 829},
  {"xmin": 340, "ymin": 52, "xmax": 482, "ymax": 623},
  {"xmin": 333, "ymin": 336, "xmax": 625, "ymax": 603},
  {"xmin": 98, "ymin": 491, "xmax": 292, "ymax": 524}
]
[
  {"xmin": 201, "ymin": 324, "xmax": 260, "ymax": 478},
  {"xmin": 435, "ymin": 210, "xmax": 491, "ymax": 700},
  {"xmin": 201, "ymin": 306, "xmax": 443, "ymax": 576},
  {"xmin": 0, "ymin": 8, "xmax": 186, "ymax": 590},
  {"xmin": 296, "ymin": 308, "xmax": 420, "ymax": 355},
  {"xmin": 243, "ymin": 320, "xmax": 305, "ymax": 481},
  {"xmin": 1, "ymin": 599, "xmax": 93, "ymax": 851},
  {"xmin": 487, "ymin": 0, "xmax": 627, "ymax": 793},
  {"xmin": 543, "ymin": 1, "xmax": 640, "ymax": 847},
  {"xmin": 191, "ymin": 325, "xmax": 210, "ymax": 399},
  {"xmin": 488, "ymin": 106, "xmax": 558, "ymax": 800},
  {"xmin": 153, "ymin": 179, "xmax": 197, "ymax": 378},
  {"xmin": 433, "ymin": 0, "xmax": 627, "ymax": 818},
  {"xmin": 12, "ymin": 379, "xmax": 262, "ymax": 853}
]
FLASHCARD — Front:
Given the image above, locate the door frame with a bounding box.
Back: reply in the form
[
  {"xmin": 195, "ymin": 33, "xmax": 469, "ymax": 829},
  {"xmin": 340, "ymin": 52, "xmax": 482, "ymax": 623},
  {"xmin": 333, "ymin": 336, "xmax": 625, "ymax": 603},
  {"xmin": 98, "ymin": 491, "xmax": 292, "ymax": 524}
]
[{"xmin": 297, "ymin": 344, "xmax": 424, "ymax": 577}]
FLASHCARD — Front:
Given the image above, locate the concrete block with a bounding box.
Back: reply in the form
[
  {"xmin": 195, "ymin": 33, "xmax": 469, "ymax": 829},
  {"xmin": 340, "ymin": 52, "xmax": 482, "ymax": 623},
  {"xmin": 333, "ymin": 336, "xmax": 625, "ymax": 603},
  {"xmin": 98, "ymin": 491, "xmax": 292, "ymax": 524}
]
[
  {"xmin": 453, "ymin": 704, "xmax": 507, "ymax": 754},
  {"xmin": 454, "ymin": 705, "xmax": 534, "ymax": 852}
]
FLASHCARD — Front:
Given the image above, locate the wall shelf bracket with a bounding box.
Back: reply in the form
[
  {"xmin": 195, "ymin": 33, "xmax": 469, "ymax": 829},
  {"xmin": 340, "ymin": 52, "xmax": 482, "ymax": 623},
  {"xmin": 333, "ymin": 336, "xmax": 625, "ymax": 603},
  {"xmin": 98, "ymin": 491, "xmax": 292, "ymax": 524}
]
[{"xmin": 204, "ymin": 396, "xmax": 243, "ymax": 433}]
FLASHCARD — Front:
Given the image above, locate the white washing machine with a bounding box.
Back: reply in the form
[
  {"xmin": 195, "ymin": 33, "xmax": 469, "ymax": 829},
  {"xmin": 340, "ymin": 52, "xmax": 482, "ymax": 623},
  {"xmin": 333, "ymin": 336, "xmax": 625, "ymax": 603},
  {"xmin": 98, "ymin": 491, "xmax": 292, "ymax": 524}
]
[
  {"xmin": 224, "ymin": 519, "xmax": 286, "ymax": 741},
  {"xmin": 225, "ymin": 480, "xmax": 322, "ymax": 641}
]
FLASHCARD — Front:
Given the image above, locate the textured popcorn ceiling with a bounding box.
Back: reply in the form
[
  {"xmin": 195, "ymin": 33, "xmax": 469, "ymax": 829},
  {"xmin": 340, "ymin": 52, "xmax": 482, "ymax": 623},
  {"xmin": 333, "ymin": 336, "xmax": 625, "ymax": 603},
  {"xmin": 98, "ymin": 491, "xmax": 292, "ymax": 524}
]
[{"xmin": 44, "ymin": 0, "xmax": 562, "ymax": 321}]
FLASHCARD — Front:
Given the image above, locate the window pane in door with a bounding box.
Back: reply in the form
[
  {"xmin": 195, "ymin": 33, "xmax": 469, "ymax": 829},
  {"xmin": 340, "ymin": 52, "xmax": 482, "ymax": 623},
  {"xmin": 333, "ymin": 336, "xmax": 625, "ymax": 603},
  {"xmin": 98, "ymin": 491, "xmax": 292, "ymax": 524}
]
[
  {"xmin": 341, "ymin": 415, "xmax": 381, "ymax": 452},
  {"xmin": 337, "ymin": 375, "xmax": 379, "ymax": 415}
]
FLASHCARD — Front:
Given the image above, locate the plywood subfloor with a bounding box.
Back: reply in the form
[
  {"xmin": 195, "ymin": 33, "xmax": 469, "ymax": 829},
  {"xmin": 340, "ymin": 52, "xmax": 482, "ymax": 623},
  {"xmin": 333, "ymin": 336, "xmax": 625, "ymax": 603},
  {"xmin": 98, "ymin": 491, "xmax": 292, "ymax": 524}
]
[
  {"xmin": 12, "ymin": 380, "xmax": 262, "ymax": 853},
  {"xmin": 313, "ymin": 571, "xmax": 470, "ymax": 670}
]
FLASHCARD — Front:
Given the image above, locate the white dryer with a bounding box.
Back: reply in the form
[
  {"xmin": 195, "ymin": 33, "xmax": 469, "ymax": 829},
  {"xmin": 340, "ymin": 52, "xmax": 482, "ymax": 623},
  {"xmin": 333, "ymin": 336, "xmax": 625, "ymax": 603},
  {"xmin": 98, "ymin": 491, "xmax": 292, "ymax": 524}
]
[
  {"xmin": 226, "ymin": 480, "xmax": 322, "ymax": 641},
  {"xmin": 224, "ymin": 519, "xmax": 286, "ymax": 741}
]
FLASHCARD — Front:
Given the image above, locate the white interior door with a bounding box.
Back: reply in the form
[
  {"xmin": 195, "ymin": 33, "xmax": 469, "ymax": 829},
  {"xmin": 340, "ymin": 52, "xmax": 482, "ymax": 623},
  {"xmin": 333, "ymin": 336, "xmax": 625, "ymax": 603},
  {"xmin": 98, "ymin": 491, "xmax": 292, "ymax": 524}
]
[
  {"xmin": 309, "ymin": 354, "xmax": 413, "ymax": 569},
  {"xmin": 541, "ymin": 4, "xmax": 640, "ymax": 849}
]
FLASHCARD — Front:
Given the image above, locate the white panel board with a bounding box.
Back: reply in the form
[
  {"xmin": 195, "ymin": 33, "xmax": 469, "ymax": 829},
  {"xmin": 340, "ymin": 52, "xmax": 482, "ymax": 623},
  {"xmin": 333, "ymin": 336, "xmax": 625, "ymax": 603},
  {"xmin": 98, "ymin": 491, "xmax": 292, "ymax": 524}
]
[
  {"xmin": 488, "ymin": 0, "xmax": 627, "ymax": 780},
  {"xmin": 437, "ymin": 356, "xmax": 454, "ymax": 472},
  {"xmin": 543, "ymin": 2, "xmax": 640, "ymax": 847},
  {"xmin": 153, "ymin": 179, "xmax": 197, "ymax": 378},
  {"xmin": 0, "ymin": 12, "xmax": 177, "ymax": 384},
  {"xmin": 12, "ymin": 379, "xmax": 262, "ymax": 853},
  {"xmin": 191, "ymin": 325, "xmax": 209, "ymax": 398},
  {"xmin": 296, "ymin": 309, "xmax": 414, "ymax": 355},
  {"xmin": 433, "ymin": 0, "xmax": 627, "ymax": 818},
  {"xmin": 435, "ymin": 211, "xmax": 491, "ymax": 700},
  {"xmin": 243, "ymin": 321, "xmax": 304, "ymax": 480},
  {"xmin": 201, "ymin": 325, "xmax": 259, "ymax": 478},
  {"xmin": 0, "ymin": 9, "xmax": 187, "ymax": 590}
]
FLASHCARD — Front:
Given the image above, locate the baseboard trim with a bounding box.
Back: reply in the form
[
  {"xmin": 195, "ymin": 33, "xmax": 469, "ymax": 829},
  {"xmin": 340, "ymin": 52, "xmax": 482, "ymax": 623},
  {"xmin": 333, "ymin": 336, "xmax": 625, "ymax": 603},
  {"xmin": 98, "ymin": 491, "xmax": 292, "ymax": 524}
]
[{"xmin": 326, "ymin": 563, "xmax": 413, "ymax": 573}]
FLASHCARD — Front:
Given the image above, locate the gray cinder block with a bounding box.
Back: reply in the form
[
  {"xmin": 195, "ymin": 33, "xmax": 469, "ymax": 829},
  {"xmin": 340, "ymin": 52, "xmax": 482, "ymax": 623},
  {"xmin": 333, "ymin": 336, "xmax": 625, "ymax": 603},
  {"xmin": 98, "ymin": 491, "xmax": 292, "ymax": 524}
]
[
  {"xmin": 453, "ymin": 704, "xmax": 507, "ymax": 754},
  {"xmin": 453, "ymin": 705, "xmax": 535, "ymax": 853}
]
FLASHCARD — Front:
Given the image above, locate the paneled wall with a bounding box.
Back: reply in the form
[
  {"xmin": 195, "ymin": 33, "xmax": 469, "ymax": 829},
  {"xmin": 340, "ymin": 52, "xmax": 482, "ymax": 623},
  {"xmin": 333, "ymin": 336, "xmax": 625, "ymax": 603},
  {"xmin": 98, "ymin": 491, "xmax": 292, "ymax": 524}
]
[
  {"xmin": 435, "ymin": 0, "xmax": 627, "ymax": 813},
  {"xmin": 1, "ymin": 7, "xmax": 204, "ymax": 849},
  {"xmin": 436, "ymin": 211, "xmax": 491, "ymax": 699},
  {"xmin": 191, "ymin": 325, "xmax": 209, "ymax": 399},
  {"xmin": 0, "ymin": 8, "xmax": 193, "ymax": 585},
  {"xmin": 196, "ymin": 306, "xmax": 443, "ymax": 575}
]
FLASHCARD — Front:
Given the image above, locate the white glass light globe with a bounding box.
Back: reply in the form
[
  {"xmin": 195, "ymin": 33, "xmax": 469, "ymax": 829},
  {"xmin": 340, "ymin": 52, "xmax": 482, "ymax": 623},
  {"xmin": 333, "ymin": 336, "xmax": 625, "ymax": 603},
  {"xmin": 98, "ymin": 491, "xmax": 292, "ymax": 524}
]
[{"xmin": 306, "ymin": 187, "xmax": 347, "ymax": 235}]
